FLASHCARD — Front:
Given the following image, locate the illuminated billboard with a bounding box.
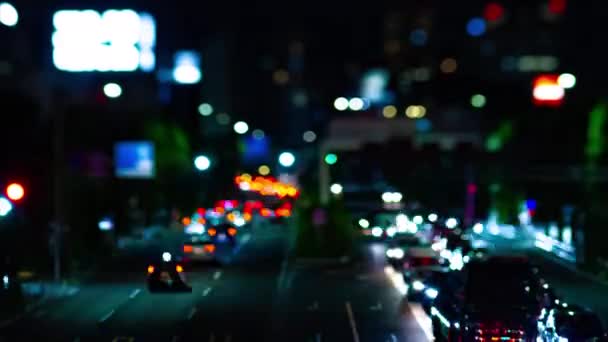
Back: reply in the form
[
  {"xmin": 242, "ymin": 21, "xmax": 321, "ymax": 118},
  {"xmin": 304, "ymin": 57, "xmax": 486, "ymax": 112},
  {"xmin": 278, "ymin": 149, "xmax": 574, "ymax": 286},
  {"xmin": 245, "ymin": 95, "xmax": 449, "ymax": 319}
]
[
  {"xmin": 114, "ymin": 141, "xmax": 155, "ymax": 179},
  {"xmin": 52, "ymin": 10, "xmax": 155, "ymax": 72}
]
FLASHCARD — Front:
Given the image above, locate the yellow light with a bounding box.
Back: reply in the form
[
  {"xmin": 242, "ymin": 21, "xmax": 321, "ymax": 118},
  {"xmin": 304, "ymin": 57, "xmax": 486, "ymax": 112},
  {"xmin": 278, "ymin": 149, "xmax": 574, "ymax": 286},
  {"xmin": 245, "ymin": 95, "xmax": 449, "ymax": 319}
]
[
  {"xmin": 382, "ymin": 105, "xmax": 397, "ymax": 118},
  {"xmin": 241, "ymin": 173, "xmax": 252, "ymax": 181},
  {"xmin": 440, "ymin": 58, "xmax": 458, "ymax": 74},
  {"xmin": 273, "ymin": 69, "xmax": 289, "ymax": 85},
  {"xmin": 258, "ymin": 165, "xmax": 270, "ymax": 176},
  {"xmin": 405, "ymin": 105, "xmax": 427, "ymax": 119}
]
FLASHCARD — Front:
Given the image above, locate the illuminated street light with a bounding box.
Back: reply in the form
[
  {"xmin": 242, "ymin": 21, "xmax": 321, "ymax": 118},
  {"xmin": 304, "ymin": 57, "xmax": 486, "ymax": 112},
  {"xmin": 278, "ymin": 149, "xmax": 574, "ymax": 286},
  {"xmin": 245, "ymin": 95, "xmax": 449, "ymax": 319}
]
[
  {"xmin": 303, "ymin": 131, "xmax": 317, "ymax": 143},
  {"xmin": 330, "ymin": 183, "xmax": 343, "ymax": 195},
  {"xmin": 233, "ymin": 121, "xmax": 249, "ymax": 135},
  {"xmin": 103, "ymin": 83, "xmax": 122, "ymax": 98},
  {"xmin": 406, "ymin": 105, "xmax": 426, "ymax": 119},
  {"xmin": 334, "ymin": 97, "xmax": 349, "ymax": 111},
  {"xmin": 258, "ymin": 165, "xmax": 270, "ymax": 175},
  {"xmin": 471, "ymin": 94, "xmax": 487, "ymax": 108},
  {"xmin": 198, "ymin": 103, "xmax": 213, "ymax": 116},
  {"xmin": 194, "ymin": 155, "xmax": 211, "ymax": 171},
  {"xmin": 446, "ymin": 217, "xmax": 458, "ymax": 229},
  {"xmin": 382, "ymin": 192, "xmax": 402, "ymax": 203},
  {"xmin": 0, "ymin": 3, "xmax": 18, "ymax": 27},
  {"xmin": 382, "ymin": 105, "xmax": 397, "ymax": 118},
  {"xmin": 278, "ymin": 152, "xmax": 296, "ymax": 167},
  {"xmin": 358, "ymin": 218, "xmax": 370, "ymax": 229}
]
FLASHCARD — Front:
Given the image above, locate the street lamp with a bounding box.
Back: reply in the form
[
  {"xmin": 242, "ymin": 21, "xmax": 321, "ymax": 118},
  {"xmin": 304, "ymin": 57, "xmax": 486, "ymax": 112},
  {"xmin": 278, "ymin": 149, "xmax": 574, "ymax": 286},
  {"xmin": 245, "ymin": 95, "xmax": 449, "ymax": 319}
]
[
  {"xmin": 330, "ymin": 183, "xmax": 343, "ymax": 195},
  {"xmin": 278, "ymin": 152, "xmax": 295, "ymax": 167},
  {"xmin": 0, "ymin": 3, "xmax": 18, "ymax": 27},
  {"xmin": 233, "ymin": 121, "xmax": 249, "ymax": 135},
  {"xmin": 194, "ymin": 155, "xmax": 211, "ymax": 171}
]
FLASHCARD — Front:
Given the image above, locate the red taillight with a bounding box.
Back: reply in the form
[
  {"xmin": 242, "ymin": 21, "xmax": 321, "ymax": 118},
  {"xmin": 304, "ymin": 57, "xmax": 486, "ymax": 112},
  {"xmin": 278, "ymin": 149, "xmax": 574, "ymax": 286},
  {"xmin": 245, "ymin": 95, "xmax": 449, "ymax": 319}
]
[
  {"xmin": 260, "ymin": 208, "xmax": 272, "ymax": 217},
  {"xmin": 147, "ymin": 265, "xmax": 155, "ymax": 274},
  {"xmin": 204, "ymin": 244, "xmax": 216, "ymax": 253},
  {"xmin": 183, "ymin": 245, "xmax": 193, "ymax": 253},
  {"xmin": 208, "ymin": 228, "xmax": 217, "ymax": 236},
  {"xmin": 227, "ymin": 227, "xmax": 237, "ymax": 236},
  {"xmin": 276, "ymin": 208, "xmax": 291, "ymax": 217},
  {"xmin": 176, "ymin": 265, "xmax": 184, "ymax": 273}
]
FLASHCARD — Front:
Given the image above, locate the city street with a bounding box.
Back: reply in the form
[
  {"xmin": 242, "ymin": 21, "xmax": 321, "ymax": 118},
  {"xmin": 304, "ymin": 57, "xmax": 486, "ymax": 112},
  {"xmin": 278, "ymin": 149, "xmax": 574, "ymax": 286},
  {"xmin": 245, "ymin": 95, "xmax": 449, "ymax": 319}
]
[{"xmin": 0, "ymin": 221, "xmax": 432, "ymax": 342}]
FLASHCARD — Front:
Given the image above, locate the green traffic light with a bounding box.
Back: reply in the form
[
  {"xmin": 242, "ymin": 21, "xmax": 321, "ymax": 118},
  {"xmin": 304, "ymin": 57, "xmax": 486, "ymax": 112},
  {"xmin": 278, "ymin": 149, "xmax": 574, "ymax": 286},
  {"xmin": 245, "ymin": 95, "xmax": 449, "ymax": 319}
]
[{"xmin": 324, "ymin": 153, "xmax": 338, "ymax": 165}]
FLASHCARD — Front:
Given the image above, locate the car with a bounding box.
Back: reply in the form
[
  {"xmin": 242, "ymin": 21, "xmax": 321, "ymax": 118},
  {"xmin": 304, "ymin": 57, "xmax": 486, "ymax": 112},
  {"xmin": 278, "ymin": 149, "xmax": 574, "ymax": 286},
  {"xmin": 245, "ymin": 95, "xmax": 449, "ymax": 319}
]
[
  {"xmin": 146, "ymin": 253, "xmax": 192, "ymax": 293},
  {"xmin": 182, "ymin": 236, "xmax": 217, "ymax": 263},
  {"xmin": 431, "ymin": 256, "xmax": 552, "ymax": 341},
  {"xmin": 207, "ymin": 223, "xmax": 238, "ymax": 246},
  {"xmin": 401, "ymin": 244, "xmax": 448, "ymax": 283},
  {"xmin": 385, "ymin": 235, "xmax": 424, "ymax": 269},
  {"xmin": 538, "ymin": 305, "xmax": 607, "ymax": 342}
]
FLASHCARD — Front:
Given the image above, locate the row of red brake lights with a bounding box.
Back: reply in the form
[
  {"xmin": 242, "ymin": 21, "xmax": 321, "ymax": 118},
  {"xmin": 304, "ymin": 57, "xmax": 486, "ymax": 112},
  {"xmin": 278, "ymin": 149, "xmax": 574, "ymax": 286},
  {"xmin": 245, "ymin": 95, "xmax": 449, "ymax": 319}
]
[
  {"xmin": 183, "ymin": 244, "xmax": 216, "ymax": 253},
  {"xmin": 147, "ymin": 264, "xmax": 184, "ymax": 274}
]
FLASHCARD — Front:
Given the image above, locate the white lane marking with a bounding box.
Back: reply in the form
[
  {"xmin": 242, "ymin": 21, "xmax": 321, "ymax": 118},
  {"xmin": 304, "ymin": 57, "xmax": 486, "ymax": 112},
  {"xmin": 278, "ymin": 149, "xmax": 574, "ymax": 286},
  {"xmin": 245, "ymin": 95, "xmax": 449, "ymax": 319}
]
[
  {"xmin": 98, "ymin": 310, "xmax": 115, "ymax": 323},
  {"xmin": 345, "ymin": 302, "xmax": 360, "ymax": 342},
  {"xmin": 389, "ymin": 333, "xmax": 398, "ymax": 342},
  {"xmin": 202, "ymin": 287, "xmax": 213, "ymax": 297},
  {"xmin": 128, "ymin": 288, "xmax": 141, "ymax": 299},
  {"xmin": 208, "ymin": 333, "xmax": 215, "ymax": 342},
  {"xmin": 277, "ymin": 260, "xmax": 288, "ymax": 290},
  {"xmin": 408, "ymin": 303, "xmax": 434, "ymax": 341},
  {"xmin": 213, "ymin": 271, "xmax": 222, "ymax": 280},
  {"xmin": 187, "ymin": 307, "xmax": 197, "ymax": 320}
]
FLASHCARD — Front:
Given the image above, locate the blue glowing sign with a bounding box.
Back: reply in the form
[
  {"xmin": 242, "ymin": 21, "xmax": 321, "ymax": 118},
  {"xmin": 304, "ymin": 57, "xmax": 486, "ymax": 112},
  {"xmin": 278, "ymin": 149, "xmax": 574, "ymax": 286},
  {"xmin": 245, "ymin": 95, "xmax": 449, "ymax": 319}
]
[
  {"xmin": 114, "ymin": 141, "xmax": 155, "ymax": 178},
  {"xmin": 466, "ymin": 17, "xmax": 486, "ymax": 37}
]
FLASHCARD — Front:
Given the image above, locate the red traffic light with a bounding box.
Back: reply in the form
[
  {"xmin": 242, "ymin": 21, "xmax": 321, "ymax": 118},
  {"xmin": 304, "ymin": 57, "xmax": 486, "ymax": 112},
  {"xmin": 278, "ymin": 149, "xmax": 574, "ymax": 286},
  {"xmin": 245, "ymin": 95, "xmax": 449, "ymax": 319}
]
[{"xmin": 6, "ymin": 183, "xmax": 25, "ymax": 201}]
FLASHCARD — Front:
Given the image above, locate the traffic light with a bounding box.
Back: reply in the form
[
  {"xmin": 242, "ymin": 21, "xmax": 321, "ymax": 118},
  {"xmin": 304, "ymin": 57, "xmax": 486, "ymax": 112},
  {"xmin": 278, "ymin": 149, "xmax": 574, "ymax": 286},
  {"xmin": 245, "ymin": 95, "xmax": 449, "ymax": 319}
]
[{"xmin": 5, "ymin": 182, "xmax": 24, "ymax": 201}]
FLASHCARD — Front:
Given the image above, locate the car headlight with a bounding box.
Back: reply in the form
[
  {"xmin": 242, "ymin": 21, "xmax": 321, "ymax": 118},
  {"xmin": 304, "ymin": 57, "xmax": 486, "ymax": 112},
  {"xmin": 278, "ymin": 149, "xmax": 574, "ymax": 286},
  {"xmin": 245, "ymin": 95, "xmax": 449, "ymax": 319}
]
[
  {"xmin": 392, "ymin": 248, "xmax": 404, "ymax": 259},
  {"xmin": 412, "ymin": 280, "xmax": 425, "ymax": 291},
  {"xmin": 424, "ymin": 287, "xmax": 439, "ymax": 299},
  {"xmin": 371, "ymin": 227, "xmax": 383, "ymax": 237},
  {"xmin": 386, "ymin": 249, "xmax": 395, "ymax": 258},
  {"xmin": 386, "ymin": 227, "xmax": 397, "ymax": 237}
]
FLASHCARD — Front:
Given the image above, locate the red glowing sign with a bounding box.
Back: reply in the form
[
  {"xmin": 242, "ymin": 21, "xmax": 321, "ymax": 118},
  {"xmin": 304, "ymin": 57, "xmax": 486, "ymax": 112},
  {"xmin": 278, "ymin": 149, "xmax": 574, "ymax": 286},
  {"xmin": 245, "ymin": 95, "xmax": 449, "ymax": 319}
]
[{"xmin": 484, "ymin": 3, "xmax": 505, "ymax": 22}]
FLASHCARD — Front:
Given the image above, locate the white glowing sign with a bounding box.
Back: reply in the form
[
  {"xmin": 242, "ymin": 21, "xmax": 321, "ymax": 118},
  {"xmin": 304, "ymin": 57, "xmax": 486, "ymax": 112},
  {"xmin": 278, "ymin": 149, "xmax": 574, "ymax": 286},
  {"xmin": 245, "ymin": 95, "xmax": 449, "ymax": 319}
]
[{"xmin": 52, "ymin": 10, "xmax": 155, "ymax": 72}]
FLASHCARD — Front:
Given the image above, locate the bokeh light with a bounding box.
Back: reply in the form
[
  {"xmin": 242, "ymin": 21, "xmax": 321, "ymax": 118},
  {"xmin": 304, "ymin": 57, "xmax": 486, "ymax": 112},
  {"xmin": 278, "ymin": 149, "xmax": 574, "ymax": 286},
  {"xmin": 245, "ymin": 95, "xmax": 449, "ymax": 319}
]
[
  {"xmin": 324, "ymin": 153, "xmax": 338, "ymax": 165},
  {"xmin": 303, "ymin": 130, "xmax": 317, "ymax": 143},
  {"xmin": 330, "ymin": 183, "xmax": 343, "ymax": 195},
  {"xmin": 278, "ymin": 152, "xmax": 296, "ymax": 167},
  {"xmin": 273, "ymin": 69, "xmax": 289, "ymax": 85},
  {"xmin": 258, "ymin": 165, "xmax": 270, "ymax": 176},
  {"xmin": 198, "ymin": 103, "xmax": 213, "ymax": 116},
  {"xmin": 409, "ymin": 29, "xmax": 428, "ymax": 46},
  {"xmin": 406, "ymin": 105, "xmax": 427, "ymax": 119},
  {"xmin": 194, "ymin": 155, "xmax": 211, "ymax": 171},
  {"xmin": 558, "ymin": 73, "xmax": 576, "ymax": 89},
  {"xmin": 484, "ymin": 3, "xmax": 505, "ymax": 22},
  {"xmin": 233, "ymin": 121, "xmax": 249, "ymax": 134},
  {"xmin": 5, "ymin": 183, "xmax": 24, "ymax": 201},
  {"xmin": 103, "ymin": 83, "xmax": 122, "ymax": 98},
  {"xmin": 348, "ymin": 97, "xmax": 364, "ymax": 111},
  {"xmin": 334, "ymin": 97, "xmax": 349, "ymax": 111},
  {"xmin": 0, "ymin": 2, "xmax": 18, "ymax": 27},
  {"xmin": 471, "ymin": 94, "xmax": 487, "ymax": 108},
  {"xmin": 382, "ymin": 105, "xmax": 397, "ymax": 118},
  {"xmin": 440, "ymin": 58, "xmax": 458, "ymax": 74},
  {"xmin": 466, "ymin": 17, "xmax": 486, "ymax": 37},
  {"xmin": 252, "ymin": 129, "xmax": 265, "ymax": 139}
]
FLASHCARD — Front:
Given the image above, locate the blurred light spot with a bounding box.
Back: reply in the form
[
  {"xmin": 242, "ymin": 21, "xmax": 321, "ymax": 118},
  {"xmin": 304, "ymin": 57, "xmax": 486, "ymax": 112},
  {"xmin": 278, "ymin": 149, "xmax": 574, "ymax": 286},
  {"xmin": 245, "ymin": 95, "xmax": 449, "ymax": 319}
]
[
  {"xmin": 382, "ymin": 105, "xmax": 397, "ymax": 119},
  {"xmin": 371, "ymin": 226, "xmax": 383, "ymax": 237},
  {"xmin": 98, "ymin": 218, "xmax": 114, "ymax": 231},
  {"xmin": 194, "ymin": 155, "xmax": 211, "ymax": 171},
  {"xmin": 413, "ymin": 67, "xmax": 431, "ymax": 82},
  {"xmin": 333, "ymin": 97, "xmax": 349, "ymax": 111},
  {"xmin": 324, "ymin": 153, "xmax": 338, "ymax": 165},
  {"xmin": 0, "ymin": 3, "xmax": 18, "ymax": 26},
  {"xmin": 258, "ymin": 165, "xmax": 270, "ymax": 176},
  {"xmin": 548, "ymin": 0, "xmax": 567, "ymax": 14},
  {"xmin": 406, "ymin": 105, "xmax": 426, "ymax": 119},
  {"xmin": 292, "ymin": 91, "xmax": 308, "ymax": 107},
  {"xmin": 445, "ymin": 217, "xmax": 458, "ymax": 229},
  {"xmin": 428, "ymin": 213, "xmax": 438, "ymax": 222},
  {"xmin": 440, "ymin": 58, "xmax": 458, "ymax": 74},
  {"xmin": 273, "ymin": 69, "xmax": 289, "ymax": 85},
  {"xmin": 413, "ymin": 215, "xmax": 423, "ymax": 225},
  {"xmin": 278, "ymin": 152, "xmax": 295, "ymax": 167},
  {"xmin": 162, "ymin": 252, "xmax": 171, "ymax": 262},
  {"xmin": 471, "ymin": 94, "xmax": 487, "ymax": 108},
  {"xmin": 103, "ymin": 83, "xmax": 122, "ymax": 98},
  {"xmin": 361, "ymin": 69, "xmax": 389, "ymax": 103},
  {"xmin": 303, "ymin": 130, "xmax": 317, "ymax": 143},
  {"xmin": 216, "ymin": 113, "xmax": 230, "ymax": 125},
  {"xmin": 558, "ymin": 73, "xmax": 576, "ymax": 89},
  {"xmin": 330, "ymin": 183, "xmax": 343, "ymax": 195},
  {"xmin": 473, "ymin": 222, "xmax": 484, "ymax": 234},
  {"xmin": 233, "ymin": 121, "xmax": 249, "ymax": 134},
  {"xmin": 173, "ymin": 51, "xmax": 201, "ymax": 84},
  {"xmin": 358, "ymin": 218, "xmax": 370, "ymax": 229},
  {"xmin": 409, "ymin": 29, "xmax": 428, "ymax": 46},
  {"xmin": 348, "ymin": 97, "xmax": 364, "ymax": 111},
  {"xmin": 466, "ymin": 17, "xmax": 486, "ymax": 37},
  {"xmin": 0, "ymin": 197, "xmax": 12, "ymax": 216},
  {"xmin": 252, "ymin": 129, "xmax": 265, "ymax": 139},
  {"xmin": 484, "ymin": 2, "xmax": 505, "ymax": 22},
  {"xmin": 198, "ymin": 103, "xmax": 213, "ymax": 116},
  {"xmin": 415, "ymin": 119, "xmax": 432, "ymax": 132}
]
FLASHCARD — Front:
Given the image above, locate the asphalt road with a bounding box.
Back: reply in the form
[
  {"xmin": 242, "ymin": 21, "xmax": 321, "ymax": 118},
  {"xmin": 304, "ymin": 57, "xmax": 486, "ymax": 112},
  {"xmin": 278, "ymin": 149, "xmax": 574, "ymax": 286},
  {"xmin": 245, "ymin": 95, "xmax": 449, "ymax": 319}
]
[{"xmin": 0, "ymin": 222, "xmax": 431, "ymax": 342}]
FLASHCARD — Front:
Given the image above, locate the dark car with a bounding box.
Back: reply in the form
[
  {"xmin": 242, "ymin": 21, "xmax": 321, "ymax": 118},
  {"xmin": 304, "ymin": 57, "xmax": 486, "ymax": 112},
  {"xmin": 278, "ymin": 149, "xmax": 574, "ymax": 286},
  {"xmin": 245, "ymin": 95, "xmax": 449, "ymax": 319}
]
[
  {"xmin": 538, "ymin": 305, "xmax": 607, "ymax": 342},
  {"xmin": 146, "ymin": 254, "xmax": 192, "ymax": 293},
  {"xmin": 385, "ymin": 235, "xmax": 424, "ymax": 268},
  {"xmin": 207, "ymin": 223, "xmax": 238, "ymax": 246},
  {"xmin": 431, "ymin": 257, "xmax": 552, "ymax": 341},
  {"xmin": 182, "ymin": 235, "xmax": 217, "ymax": 263}
]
